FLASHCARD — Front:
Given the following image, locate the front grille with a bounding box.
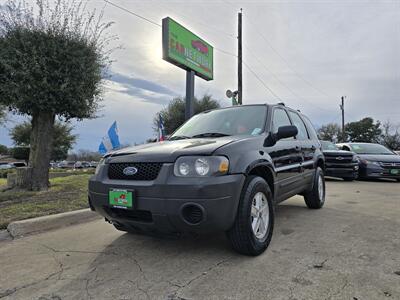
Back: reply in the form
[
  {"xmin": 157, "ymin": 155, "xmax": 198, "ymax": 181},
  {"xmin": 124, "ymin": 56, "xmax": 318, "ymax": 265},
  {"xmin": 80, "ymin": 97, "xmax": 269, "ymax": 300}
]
[
  {"xmin": 325, "ymin": 156, "xmax": 353, "ymax": 164},
  {"xmin": 104, "ymin": 206, "xmax": 153, "ymax": 222},
  {"xmin": 108, "ymin": 162, "xmax": 162, "ymax": 180},
  {"xmin": 380, "ymin": 162, "xmax": 400, "ymax": 169}
]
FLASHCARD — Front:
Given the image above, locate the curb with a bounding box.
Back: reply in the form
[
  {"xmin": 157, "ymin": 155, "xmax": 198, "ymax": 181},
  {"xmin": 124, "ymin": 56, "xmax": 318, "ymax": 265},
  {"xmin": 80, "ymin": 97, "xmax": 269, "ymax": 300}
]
[{"xmin": 7, "ymin": 209, "xmax": 101, "ymax": 239}]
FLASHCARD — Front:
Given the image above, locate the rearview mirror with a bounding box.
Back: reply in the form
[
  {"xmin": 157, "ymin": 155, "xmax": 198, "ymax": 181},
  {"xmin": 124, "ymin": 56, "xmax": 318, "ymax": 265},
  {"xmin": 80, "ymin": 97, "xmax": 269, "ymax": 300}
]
[{"xmin": 264, "ymin": 125, "xmax": 298, "ymax": 147}]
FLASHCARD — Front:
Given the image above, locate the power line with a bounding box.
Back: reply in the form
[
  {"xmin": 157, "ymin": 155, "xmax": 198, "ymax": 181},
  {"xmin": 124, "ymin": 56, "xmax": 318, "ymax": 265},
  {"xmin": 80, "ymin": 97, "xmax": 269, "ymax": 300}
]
[
  {"xmin": 104, "ymin": 0, "xmax": 238, "ymax": 59},
  {"xmin": 244, "ymin": 45, "xmax": 336, "ymax": 113},
  {"xmin": 220, "ymin": 0, "xmax": 334, "ymax": 99},
  {"xmin": 104, "ymin": 0, "xmax": 161, "ymax": 27},
  {"xmin": 243, "ymin": 61, "xmax": 282, "ymax": 100},
  {"xmin": 244, "ymin": 15, "xmax": 333, "ymax": 99},
  {"xmin": 104, "ymin": 0, "xmax": 284, "ymax": 102}
]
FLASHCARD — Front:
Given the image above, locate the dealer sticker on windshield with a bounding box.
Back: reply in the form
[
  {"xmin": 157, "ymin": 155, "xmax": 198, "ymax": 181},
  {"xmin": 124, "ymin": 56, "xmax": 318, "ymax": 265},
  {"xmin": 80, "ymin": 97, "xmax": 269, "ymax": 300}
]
[{"xmin": 109, "ymin": 189, "xmax": 133, "ymax": 209}]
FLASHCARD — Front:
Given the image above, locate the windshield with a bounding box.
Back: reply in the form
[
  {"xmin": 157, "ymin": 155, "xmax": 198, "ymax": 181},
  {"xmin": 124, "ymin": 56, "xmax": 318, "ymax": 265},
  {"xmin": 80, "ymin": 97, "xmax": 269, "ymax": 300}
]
[
  {"xmin": 350, "ymin": 143, "xmax": 394, "ymax": 155},
  {"xmin": 321, "ymin": 141, "xmax": 338, "ymax": 150},
  {"xmin": 170, "ymin": 106, "xmax": 267, "ymax": 139}
]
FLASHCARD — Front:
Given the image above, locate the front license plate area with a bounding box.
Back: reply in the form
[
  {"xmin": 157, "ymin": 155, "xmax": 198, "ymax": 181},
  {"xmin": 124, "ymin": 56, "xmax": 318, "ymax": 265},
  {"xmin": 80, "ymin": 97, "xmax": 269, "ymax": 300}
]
[
  {"xmin": 390, "ymin": 169, "xmax": 399, "ymax": 175},
  {"xmin": 109, "ymin": 189, "xmax": 133, "ymax": 209}
]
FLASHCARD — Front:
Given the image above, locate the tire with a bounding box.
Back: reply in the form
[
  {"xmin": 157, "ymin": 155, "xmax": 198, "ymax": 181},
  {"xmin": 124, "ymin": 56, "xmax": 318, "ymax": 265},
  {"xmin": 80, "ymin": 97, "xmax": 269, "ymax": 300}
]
[
  {"xmin": 304, "ymin": 167, "xmax": 326, "ymax": 209},
  {"xmin": 227, "ymin": 175, "xmax": 274, "ymax": 256}
]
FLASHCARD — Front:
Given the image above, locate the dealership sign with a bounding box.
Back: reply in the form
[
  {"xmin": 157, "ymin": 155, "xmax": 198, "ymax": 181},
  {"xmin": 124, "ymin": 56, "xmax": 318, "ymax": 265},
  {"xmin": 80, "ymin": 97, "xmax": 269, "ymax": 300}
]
[{"xmin": 162, "ymin": 17, "xmax": 213, "ymax": 81}]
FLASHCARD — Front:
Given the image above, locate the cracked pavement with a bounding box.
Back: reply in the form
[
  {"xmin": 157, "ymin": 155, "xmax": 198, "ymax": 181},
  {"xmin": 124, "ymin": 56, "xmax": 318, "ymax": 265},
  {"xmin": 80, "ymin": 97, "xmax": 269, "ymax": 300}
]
[{"xmin": 0, "ymin": 179, "xmax": 399, "ymax": 300}]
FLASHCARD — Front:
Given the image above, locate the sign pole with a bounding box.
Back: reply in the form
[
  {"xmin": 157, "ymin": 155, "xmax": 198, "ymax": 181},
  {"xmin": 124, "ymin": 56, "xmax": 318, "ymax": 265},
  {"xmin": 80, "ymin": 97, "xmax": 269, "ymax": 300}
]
[
  {"xmin": 185, "ymin": 70, "xmax": 195, "ymax": 120},
  {"xmin": 238, "ymin": 9, "xmax": 243, "ymax": 105}
]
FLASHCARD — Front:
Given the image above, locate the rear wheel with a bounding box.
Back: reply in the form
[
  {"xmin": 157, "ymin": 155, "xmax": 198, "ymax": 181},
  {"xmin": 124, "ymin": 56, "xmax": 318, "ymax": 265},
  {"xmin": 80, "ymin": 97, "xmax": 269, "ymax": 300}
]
[
  {"xmin": 304, "ymin": 167, "xmax": 325, "ymax": 209},
  {"xmin": 227, "ymin": 176, "xmax": 274, "ymax": 256}
]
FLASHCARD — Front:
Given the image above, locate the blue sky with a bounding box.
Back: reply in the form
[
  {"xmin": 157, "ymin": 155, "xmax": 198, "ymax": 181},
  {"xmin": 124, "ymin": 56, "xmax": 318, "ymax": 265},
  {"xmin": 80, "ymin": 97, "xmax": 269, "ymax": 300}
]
[{"xmin": 1, "ymin": 0, "xmax": 399, "ymax": 151}]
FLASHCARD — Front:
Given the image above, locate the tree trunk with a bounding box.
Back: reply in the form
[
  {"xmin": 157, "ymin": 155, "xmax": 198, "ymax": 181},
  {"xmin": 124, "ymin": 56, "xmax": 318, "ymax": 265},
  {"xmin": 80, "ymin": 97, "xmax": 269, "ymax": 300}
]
[{"xmin": 28, "ymin": 112, "xmax": 56, "ymax": 191}]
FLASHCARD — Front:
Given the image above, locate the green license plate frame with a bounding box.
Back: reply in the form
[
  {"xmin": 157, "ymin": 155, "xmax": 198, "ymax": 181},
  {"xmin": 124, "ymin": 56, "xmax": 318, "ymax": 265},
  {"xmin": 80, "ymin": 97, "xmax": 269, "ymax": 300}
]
[{"xmin": 109, "ymin": 189, "xmax": 134, "ymax": 209}]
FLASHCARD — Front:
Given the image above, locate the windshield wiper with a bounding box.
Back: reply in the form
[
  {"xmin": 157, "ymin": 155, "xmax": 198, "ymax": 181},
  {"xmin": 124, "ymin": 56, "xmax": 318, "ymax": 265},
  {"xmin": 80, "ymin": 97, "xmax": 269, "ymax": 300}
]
[
  {"xmin": 168, "ymin": 135, "xmax": 191, "ymax": 141},
  {"xmin": 192, "ymin": 132, "xmax": 231, "ymax": 138}
]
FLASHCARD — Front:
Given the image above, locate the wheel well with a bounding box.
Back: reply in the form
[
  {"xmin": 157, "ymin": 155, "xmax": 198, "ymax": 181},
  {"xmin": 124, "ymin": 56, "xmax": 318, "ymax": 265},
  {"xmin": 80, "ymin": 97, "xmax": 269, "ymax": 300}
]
[{"xmin": 248, "ymin": 165, "xmax": 274, "ymax": 196}]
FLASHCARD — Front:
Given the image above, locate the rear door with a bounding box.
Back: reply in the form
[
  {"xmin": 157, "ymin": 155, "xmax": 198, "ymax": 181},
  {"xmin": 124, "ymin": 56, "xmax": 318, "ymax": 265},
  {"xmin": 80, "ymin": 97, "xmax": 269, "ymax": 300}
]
[
  {"xmin": 268, "ymin": 107, "xmax": 303, "ymax": 200},
  {"xmin": 287, "ymin": 110, "xmax": 315, "ymax": 184}
]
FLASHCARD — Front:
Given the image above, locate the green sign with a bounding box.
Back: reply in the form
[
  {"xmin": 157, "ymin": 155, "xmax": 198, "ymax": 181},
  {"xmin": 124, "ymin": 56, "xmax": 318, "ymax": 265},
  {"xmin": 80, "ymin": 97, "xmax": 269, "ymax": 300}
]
[{"xmin": 162, "ymin": 17, "xmax": 213, "ymax": 81}]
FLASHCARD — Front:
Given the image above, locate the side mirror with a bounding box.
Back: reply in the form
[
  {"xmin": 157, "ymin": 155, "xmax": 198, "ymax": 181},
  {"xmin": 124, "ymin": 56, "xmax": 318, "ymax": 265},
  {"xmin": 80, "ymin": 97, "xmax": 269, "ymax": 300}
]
[
  {"xmin": 264, "ymin": 125, "xmax": 298, "ymax": 147},
  {"xmin": 276, "ymin": 125, "xmax": 298, "ymax": 140}
]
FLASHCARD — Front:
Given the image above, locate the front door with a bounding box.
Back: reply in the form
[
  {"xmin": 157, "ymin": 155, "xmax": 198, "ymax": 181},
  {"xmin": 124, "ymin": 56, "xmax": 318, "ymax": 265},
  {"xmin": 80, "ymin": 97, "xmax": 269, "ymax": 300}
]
[{"xmin": 267, "ymin": 108, "xmax": 303, "ymax": 200}]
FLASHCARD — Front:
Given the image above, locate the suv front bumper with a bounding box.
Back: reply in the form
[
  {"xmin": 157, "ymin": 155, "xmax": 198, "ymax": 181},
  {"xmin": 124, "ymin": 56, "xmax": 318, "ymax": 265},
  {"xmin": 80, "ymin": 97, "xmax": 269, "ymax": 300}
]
[{"xmin": 88, "ymin": 163, "xmax": 245, "ymax": 235}]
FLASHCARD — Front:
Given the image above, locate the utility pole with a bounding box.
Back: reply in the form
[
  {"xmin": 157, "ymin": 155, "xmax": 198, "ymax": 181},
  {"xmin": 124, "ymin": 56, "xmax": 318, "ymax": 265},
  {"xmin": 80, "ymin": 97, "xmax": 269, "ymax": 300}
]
[
  {"xmin": 340, "ymin": 96, "xmax": 345, "ymax": 141},
  {"xmin": 238, "ymin": 8, "xmax": 243, "ymax": 105}
]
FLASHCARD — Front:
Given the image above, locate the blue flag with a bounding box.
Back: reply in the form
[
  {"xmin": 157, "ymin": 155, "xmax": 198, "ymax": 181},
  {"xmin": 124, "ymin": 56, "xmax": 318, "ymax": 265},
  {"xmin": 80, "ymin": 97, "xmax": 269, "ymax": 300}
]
[{"xmin": 99, "ymin": 121, "xmax": 121, "ymax": 154}]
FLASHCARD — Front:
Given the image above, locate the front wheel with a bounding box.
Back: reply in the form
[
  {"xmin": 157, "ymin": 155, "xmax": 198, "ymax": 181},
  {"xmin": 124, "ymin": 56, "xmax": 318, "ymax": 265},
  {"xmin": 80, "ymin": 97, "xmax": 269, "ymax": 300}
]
[
  {"xmin": 304, "ymin": 167, "xmax": 326, "ymax": 209},
  {"xmin": 227, "ymin": 176, "xmax": 274, "ymax": 256}
]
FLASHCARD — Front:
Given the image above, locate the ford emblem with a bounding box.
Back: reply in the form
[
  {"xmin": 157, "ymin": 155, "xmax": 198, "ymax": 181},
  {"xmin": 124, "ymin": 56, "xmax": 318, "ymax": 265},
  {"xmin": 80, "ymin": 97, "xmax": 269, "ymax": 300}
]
[{"xmin": 123, "ymin": 166, "xmax": 138, "ymax": 176}]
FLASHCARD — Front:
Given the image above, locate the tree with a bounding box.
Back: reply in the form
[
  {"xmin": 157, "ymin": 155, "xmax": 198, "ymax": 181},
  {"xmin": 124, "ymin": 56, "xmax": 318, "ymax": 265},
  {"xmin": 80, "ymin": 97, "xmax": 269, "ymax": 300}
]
[
  {"xmin": 0, "ymin": 105, "xmax": 6, "ymax": 126},
  {"xmin": 0, "ymin": 0, "xmax": 114, "ymax": 190},
  {"xmin": 0, "ymin": 144, "xmax": 8, "ymax": 155},
  {"xmin": 67, "ymin": 149, "xmax": 102, "ymax": 162},
  {"xmin": 153, "ymin": 94, "xmax": 220, "ymax": 135},
  {"xmin": 10, "ymin": 121, "xmax": 77, "ymax": 161},
  {"xmin": 345, "ymin": 117, "xmax": 382, "ymax": 143},
  {"xmin": 381, "ymin": 121, "xmax": 400, "ymax": 150},
  {"xmin": 317, "ymin": 123, "xmax": 341, "ymax": 142}
]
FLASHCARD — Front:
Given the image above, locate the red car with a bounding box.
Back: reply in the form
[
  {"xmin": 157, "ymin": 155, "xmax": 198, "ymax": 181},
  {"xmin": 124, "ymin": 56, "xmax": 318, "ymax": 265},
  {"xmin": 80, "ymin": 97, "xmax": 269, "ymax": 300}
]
[{"xmin": 191, "ymin": 40, "xmax": 208, "ymax": 55}]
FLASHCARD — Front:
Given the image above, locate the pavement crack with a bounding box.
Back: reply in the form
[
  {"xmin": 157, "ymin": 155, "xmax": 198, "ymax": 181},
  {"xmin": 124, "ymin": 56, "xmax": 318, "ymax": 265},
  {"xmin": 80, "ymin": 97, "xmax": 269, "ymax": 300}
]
[
  {"xmin": 169, "ymin": 257, "xmax": 231, "ymax": 299},
  {"xmin": 39, "ymin": 243, "xmax": 114, "ymax": 255},
  {"xmin": 127, "ymin": 279, "xmax": 150, "ymax": 300}
]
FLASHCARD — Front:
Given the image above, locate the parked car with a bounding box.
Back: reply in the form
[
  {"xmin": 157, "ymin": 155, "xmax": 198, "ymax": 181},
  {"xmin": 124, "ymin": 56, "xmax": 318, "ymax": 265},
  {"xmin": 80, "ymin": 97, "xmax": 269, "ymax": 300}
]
[
  {"xmin": 89, "ymin": 104, "xmax": 326, "ymax": 256},
  {"xmin": 58, "ymin": 161, "xmax": 75, "ymax": 169},
  {"xmin": 0, "ymin": 163, "xmax": 14, "ymax": 170},
  {"xmin": 10, "ymin": 162, "xmax": 27, "ymax": 168},
  {"xmin": 337, "ymin": 142, "xmax": 400, "ymax": 181},
  {"xmin": 320, "ymin": 141, "xmax": 358, "ymax": 181}
]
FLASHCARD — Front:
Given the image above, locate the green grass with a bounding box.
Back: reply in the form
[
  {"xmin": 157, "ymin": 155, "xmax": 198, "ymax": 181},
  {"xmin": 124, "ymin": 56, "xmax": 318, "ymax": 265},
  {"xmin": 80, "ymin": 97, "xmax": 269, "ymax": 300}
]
[
  {"xmin": 0, "ymin": 174, "xmax": 91, "ymax": 229},
  {"xmin": 0, "ymin": 178, "xmax": 6, "ymax": 187}
]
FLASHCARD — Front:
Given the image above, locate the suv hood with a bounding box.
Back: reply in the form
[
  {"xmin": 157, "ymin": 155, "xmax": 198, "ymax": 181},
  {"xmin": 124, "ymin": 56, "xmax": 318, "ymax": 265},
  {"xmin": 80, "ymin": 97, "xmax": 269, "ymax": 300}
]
[
  {"xmin": 356, "ymin": 154, "xmax": 400, "ymax": 162},
  {"xmin": 106, "ymin": 136, "xmax": 240, "ymax": 163}
]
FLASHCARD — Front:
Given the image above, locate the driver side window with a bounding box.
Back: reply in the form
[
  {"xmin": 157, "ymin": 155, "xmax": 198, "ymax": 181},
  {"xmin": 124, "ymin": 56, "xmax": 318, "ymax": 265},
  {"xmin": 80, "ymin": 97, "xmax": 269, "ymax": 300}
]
[
  {"xmin": 272, "ymin": 108, "xmax": 292, "ymax": 132},
  {"xmin": 272, "ymin": 108, "xmax": 293, "ymax": 140}
]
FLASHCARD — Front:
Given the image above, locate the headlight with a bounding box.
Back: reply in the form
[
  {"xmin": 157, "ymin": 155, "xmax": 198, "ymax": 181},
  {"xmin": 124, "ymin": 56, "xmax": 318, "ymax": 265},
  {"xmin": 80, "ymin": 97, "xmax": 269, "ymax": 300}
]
[
  {"xmin": 95, "ymin": 158, "xmax": 105, "ymax": 175},
  {"xmin": 174, "ymin": 156, "xmax": 229, "ymax": 177},
  {"xmin": 360, "ymin": 159, "xmax": 380, "ymax": 166},
  {"xmin": 352, "ymin": 156, "xmax": 360, "ymax": 163}
]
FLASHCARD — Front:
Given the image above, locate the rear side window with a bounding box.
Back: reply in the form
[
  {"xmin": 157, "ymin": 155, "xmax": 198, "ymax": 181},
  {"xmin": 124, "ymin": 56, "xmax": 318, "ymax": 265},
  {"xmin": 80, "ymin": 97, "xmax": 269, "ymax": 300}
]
[
  {"xmin": 302, "ymin": 116, "xmax": 319, "ymax": 140},
  {"xmin": 288, "ymin": 111, "xmax": 309, "ymax": 140},
  {"xmin": 272, "ymin": 108, "xmax": 292, "ymax": 133}
]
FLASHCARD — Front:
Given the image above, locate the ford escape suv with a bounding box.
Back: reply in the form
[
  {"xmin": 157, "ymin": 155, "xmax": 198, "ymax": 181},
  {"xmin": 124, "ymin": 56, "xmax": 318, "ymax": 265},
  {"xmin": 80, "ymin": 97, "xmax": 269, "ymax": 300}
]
[{"xmin": 89, "ymin": 104, "xmax": 326, "ymax": 256}]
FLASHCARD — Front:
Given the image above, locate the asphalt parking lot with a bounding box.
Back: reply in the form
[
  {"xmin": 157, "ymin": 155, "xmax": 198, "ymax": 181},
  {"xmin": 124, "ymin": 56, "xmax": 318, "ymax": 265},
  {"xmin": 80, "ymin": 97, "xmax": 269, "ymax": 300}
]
[{"xmin": 0, "ymin": 179, "xmax": 399, "ymax": 300}]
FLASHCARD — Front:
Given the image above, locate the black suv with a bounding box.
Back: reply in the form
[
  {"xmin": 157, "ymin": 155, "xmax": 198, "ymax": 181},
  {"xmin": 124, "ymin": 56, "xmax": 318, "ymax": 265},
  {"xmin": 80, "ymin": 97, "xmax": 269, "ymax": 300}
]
[
  {"xmin": 320, "ymin": 140, "xmax": 359, "ymax": 181},
  {"xmin": 89, "ymin": 104, "xmax": 326, "ymax": 256}
]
